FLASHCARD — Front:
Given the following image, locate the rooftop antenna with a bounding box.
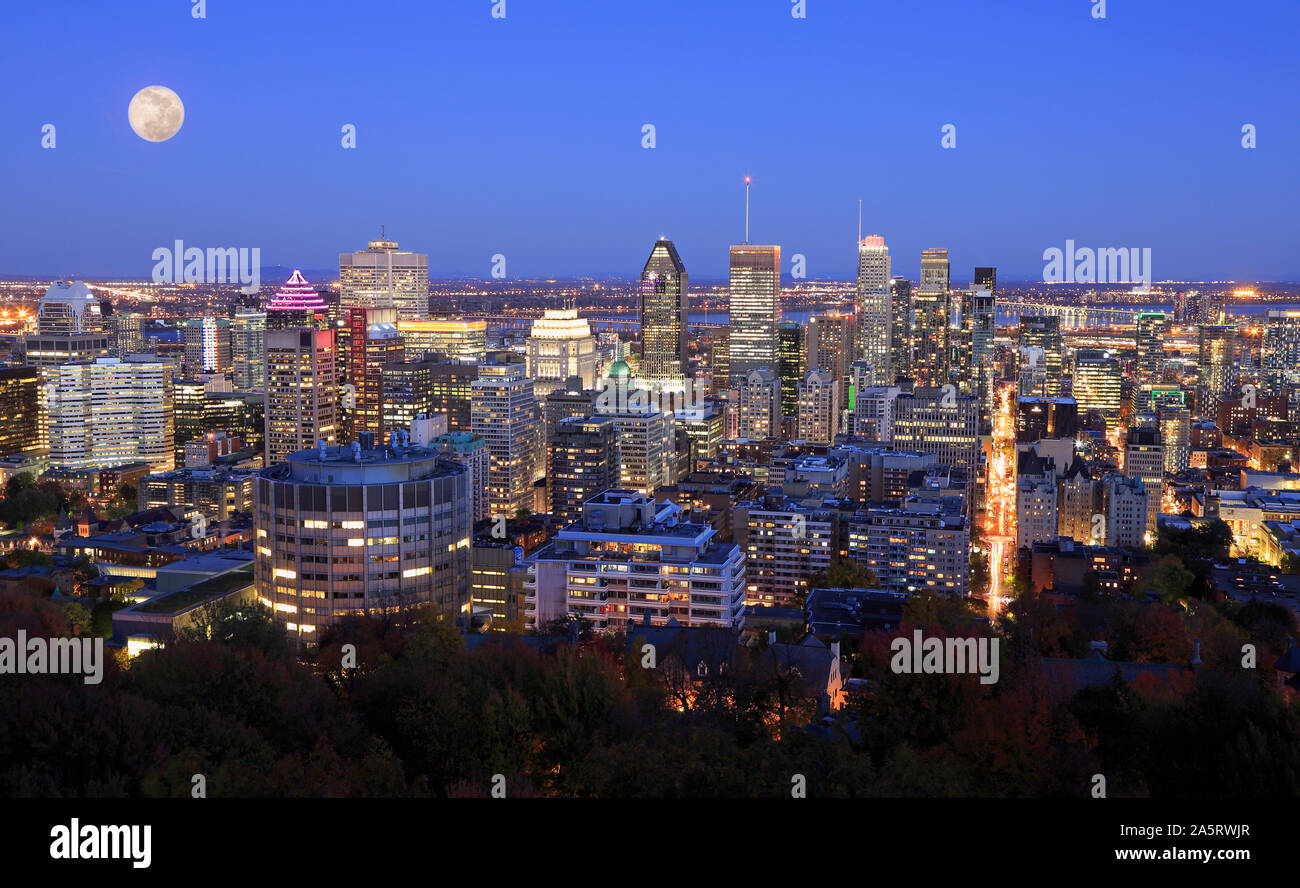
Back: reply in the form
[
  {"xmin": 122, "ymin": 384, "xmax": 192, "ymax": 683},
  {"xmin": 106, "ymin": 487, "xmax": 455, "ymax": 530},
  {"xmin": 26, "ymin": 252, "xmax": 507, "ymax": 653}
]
[
  {"xmin": 858, "ymin": 199, "xmax": 862, "ymax": 244},
  {"xmin": 744, "ymin": 176, "xmax": 752, "ymax": 244}
]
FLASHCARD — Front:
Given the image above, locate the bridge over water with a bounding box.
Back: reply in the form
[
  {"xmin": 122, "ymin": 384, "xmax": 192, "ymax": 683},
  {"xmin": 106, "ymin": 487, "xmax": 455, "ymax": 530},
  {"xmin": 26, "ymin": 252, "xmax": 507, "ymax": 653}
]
[{"xmin": 997, "ymin": 301, "xmax": 1145, "ymax": 328}]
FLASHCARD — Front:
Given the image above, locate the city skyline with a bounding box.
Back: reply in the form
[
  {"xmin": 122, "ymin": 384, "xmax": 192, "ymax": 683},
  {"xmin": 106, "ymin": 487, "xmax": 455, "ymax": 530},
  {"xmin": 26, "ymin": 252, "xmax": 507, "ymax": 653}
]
[
  {"xmin": 2, "ymin": 0, "xmax": 1300, "ymax": 820},
  {"xmin": 5, "ymin": 1, "xmax": 1298, "ymax": 281}
]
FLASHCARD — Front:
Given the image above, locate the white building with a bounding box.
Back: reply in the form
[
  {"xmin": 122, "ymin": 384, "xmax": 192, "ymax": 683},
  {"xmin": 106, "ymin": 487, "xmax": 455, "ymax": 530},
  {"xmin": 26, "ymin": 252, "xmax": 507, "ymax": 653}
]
[
  {"xmin": 37, "ymin": 280, "xmax": 103, "ymax": 335},
  {"xmin": 850, "ymin": 382, "xmax": 901, "ymax": 442},
  {"xmin": 736, "ymin": 368, "xmax": 781, "ymax": 440},
  {"xmin": 46, "ymin": 357, "xmax": 174, "ymax": 473},
  {"xmin": 1016, "ymin": 449, "xmax": 1058, "ymax": 550},
  {"xmin": 525, "ymin": 490, "xmax": 746, "ymax": 630},
  {"xmin": 1104, "ymin": 474, "xmax": 1148, "ymax": 548},
  {"xmin": 797, "ymin": 368, "xmax": 840, "ymax": 444},
  {"xmin": 526, "ymin": 307, "xmax": 599, "ymax": 389}
]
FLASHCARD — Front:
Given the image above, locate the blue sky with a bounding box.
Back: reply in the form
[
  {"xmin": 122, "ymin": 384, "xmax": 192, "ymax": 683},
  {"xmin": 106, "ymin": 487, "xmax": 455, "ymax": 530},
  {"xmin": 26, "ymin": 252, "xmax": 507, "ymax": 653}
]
[{"xmin": 5, "ymin": 0, "xmax": 1298, "ymax": 282}]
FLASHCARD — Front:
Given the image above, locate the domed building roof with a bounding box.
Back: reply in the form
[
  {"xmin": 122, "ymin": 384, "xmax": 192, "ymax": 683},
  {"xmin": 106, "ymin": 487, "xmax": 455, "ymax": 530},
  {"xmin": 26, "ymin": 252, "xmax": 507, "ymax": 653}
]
[
  {"xmin": 38, "ymin": 280, "xmax": 103, "ymax": 334},
  {"xmin": 607, "ymin": 359, "xmax": 631, "ymax": 380}
]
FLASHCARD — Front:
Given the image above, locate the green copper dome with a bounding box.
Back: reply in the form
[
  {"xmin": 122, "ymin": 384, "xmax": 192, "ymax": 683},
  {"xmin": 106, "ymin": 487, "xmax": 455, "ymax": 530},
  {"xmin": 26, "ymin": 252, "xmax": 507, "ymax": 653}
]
[{"xmin": 608, "ymin": 359, "xmax": 631, "ymax": 379}]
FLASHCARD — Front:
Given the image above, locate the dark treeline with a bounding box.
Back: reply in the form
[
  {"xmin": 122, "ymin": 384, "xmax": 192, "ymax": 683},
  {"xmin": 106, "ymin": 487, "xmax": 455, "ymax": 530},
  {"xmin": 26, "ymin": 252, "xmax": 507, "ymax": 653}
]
[{"xmin": 0, "ymin": 584, "xmax": 1297, "ymax": 798}]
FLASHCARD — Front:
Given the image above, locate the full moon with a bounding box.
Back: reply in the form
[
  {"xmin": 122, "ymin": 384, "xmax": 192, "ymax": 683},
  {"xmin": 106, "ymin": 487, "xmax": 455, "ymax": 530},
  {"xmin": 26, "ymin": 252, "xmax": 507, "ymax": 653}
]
[{"xmin": 128, "ymin": 86, "xmax": 184, "ymax": 142}]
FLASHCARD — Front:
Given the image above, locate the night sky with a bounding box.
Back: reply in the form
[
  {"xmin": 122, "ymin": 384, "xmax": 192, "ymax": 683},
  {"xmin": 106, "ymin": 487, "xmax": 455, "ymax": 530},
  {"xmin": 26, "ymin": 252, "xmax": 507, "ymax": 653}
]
[{"xmin": 5, "ymin": 0, "xmax": 1298, "ymax": 282}]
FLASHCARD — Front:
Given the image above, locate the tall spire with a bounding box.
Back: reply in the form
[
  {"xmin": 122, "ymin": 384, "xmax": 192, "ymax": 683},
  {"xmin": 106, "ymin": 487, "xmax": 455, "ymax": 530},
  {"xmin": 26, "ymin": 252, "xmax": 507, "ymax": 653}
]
[{"xmin": 744, "ymin": 176, "xmax": 751, "ymax": 244}]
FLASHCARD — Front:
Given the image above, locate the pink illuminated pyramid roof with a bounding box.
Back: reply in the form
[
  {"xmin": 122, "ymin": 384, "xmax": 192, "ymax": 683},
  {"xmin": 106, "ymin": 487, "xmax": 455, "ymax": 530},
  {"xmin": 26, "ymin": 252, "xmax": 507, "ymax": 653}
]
[{"xmin": 268, "ymin": 270, "xmax": 327, "ymax": 311}]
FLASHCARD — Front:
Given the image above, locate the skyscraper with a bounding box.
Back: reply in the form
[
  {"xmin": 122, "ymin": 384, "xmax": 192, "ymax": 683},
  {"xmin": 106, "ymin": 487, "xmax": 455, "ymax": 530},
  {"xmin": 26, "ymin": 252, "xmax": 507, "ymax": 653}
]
[
  {"xmin": 36, "ymin": 280, "xmax": 102, "ymax": 335},
  {"xmin": 340, "ymin": 236, "xmax": 429, "ymax": 319},
  {"xmin": 855, "ymin": 235, "xmax": 891, "ymax": 384},
  {"xmin": 382, "ymin": 357, "xmax": 440, "ymax": 436},
  {"xmin": 888, "ymin": 277, "xmax": 912, "ymax": 383},
  {"xmin": 639, "ymin": 239, "xmax": 689, "ymax": 383},
  {"xmin": 958, "ymin": 278, "xmax": 995, "ymax": 423},
  {"xmin": 0, "ymin": 367, "xmax": 41, "ymax": 457},
  {"xmin": 1263, "ymin": 310, "xmax": 1300, "ymax": 395},
  {"xmin": 1134, "ymin": 312, "xmax": 1168, "ymax": 385},
  {"xmin": 266, "ymin": 270, "xmax": 329, "ymax": 331},
  {"xmin": 1198, "ymin": 324, "xmax": 1236, "ymax": 403},
  {"xmin": 1123, "ymin": 426, "xmax": 1164, "ymax": 540},
  {"xmin": 735, "ymin": 368, "xmax": 781, "ymax": 440},
  {"xmin": 778, "ymin": 321, "xmax": 805, "ymax": 418},
  {"xmin": 471, "ymin": 362, "xmax": 540, "ymax": 516},
  {"xmin": 264, "ymin": 328, "xmax": 338, "ymax": 465},
  {"xmin": 728, "ymin": 244, "xmax": 781, "ymax": 380},
  {"xmin": 1072, "ymin": 348, "xmax": 1122, "ymax": 423},
  {"xmin": 589, "ymin": 409, "xmax": 672, "ymax": 496},
  {"xmin": 892, "ymin": 389, "xmax": 979, "ymax": 485},
  {"xmin": 807, "ymin": 312, "xmax": 856, "ymax": 396},
  {"xmin": 1159, "ymin": 405, "xmax": 1191, "ymax": 474},
  {"xmin": 912, "ymin": 249, "xmax": 951, "ymax": 388},
  {"xmin": 340, "ymin": 307, "xmax": 404, "ymax": 443},
  {"xmin": 183, "ymin": 316, "xmax": 232, "ymax": 377},
  {"xmin": 109, "ymin": 313, "xmax": 144, "ymax": 358},
  {"xmin": 551, "ymin": 416, "xmax": 619, "ymax": 526},
  {"xmin": 1019, "ymin": 316, "xmax": 1064, "ymax": 397},
  {"xmin": 25, "ymin": 281, "xmax": 111, "ymax": 367},
  {"xmin": 708, "ymin": 329, "xmax": 730, "ymax": 396},
  {"xmin": 230, "ymin": 308, "xmax": 267, "ymax": 391}
]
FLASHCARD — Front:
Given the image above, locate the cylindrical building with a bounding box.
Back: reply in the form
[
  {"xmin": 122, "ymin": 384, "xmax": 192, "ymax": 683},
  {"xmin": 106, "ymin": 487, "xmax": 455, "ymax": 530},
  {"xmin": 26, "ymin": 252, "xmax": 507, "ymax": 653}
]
[{"xmin": 255, "ymin": 436, "xmax": 472, "ymax": 642}]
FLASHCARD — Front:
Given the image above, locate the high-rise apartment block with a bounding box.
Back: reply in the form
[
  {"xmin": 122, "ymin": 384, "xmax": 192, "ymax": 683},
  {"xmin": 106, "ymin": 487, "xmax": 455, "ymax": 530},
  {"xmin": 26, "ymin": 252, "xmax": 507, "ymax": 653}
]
[
  {"xmin": 46, "ymin": 357, "xmax": 174, "ymax": 473},
  {"xmin": 471, "ymin": 362, "xmax": 540, "ymax": 517},
  {"xmin": 264, "ymin": 328, "xmax": 338, "ymax": 465}
]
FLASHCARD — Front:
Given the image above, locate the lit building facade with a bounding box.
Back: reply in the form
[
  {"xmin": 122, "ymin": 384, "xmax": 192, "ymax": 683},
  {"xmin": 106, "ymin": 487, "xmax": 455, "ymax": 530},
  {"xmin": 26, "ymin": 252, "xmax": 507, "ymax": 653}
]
[
  {"xmin": 639, "ymin": 239, "xmax": 689, "ymax": 383},
  {"xmin": 551, "ymin": 416, "xmax": 619, "ymax": 526},
  {"xmin": 339, "ymin": 237, "xmax": 429, "ymax": 319},
  {"xmin": 735, "ymin": 368, "xmax": 781, "ymax": 440},
  {"xmin": 527, "ymin": 491, "xmax": 746, "ymax": 630},
  {"xmin": 230, "ymin": 308, "xmax": 267, "ymax": 391},
  {"xmin": 45, "ymin": 357, "xmax": 174, "ymax": 473},
  {"xmin": 526, "ymin": 308, "xmax": 599, "ymax": 389},
  {"xmin": 471, "ymin": 362, "xmax": 540, "ymax": 516},
  {"xmin": 855, "ymin": 235, "xmax": 891, "ymax": 383},
  {"xmin": 264, "ymin": 328, "xmax": 338, "ymax": 465},
  {"xmin": 728, "ymin": 244, "xmax": 781, "ymax": 380},
  {"xmin": 397, "ymin": 318, "xmax": 487, "ymax": 364},
  {"xmin": 797, "ymin": 368, "xmax": 840, "ymax": 444},
  {"xmin": 183, "ymin": 316, "xmax": 232, "ymax": 376},
  {"xmin": 254, "ymin": 441, "xmax": 472, "ymax": 643}
]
